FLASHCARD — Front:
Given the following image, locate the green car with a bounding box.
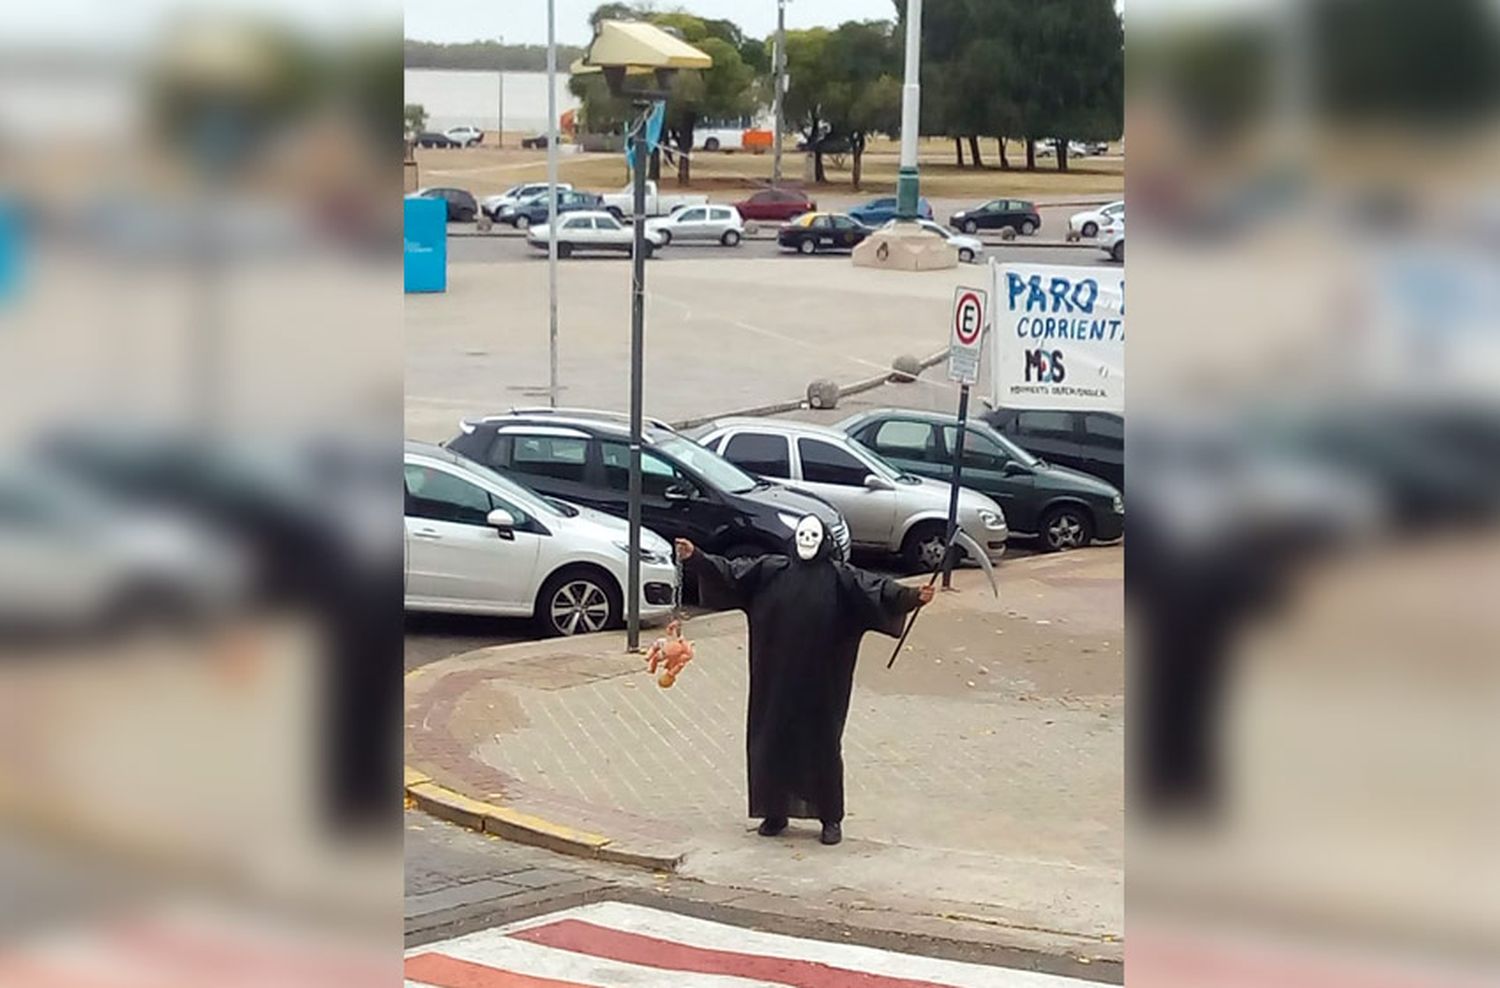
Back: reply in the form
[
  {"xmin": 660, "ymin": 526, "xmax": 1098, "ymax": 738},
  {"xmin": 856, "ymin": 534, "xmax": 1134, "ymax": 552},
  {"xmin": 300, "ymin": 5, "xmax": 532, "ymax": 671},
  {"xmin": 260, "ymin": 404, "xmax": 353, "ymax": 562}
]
[{"xmin": 838, "ymin": 409, "xmax": 1124, "ymax": 551}]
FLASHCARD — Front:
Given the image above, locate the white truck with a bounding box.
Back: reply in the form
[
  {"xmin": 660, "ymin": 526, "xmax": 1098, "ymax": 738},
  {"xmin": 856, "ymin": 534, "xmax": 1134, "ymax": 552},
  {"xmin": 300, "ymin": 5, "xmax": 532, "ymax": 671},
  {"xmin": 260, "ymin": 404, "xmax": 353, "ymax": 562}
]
[{"xmin": 599, "ymin": 181, "xmax": 709, "ymax": 219}]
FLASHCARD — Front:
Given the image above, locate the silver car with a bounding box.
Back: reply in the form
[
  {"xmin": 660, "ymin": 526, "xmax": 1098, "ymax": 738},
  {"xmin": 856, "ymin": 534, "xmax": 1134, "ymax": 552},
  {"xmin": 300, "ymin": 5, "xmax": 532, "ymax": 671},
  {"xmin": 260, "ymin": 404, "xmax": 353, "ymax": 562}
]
[
  {"xmin": 698, "ymin": 418, "xmax": 1008, "ymax": 570},
  {"xmin": 646, "ymin": 204, "xmax": 745, "ymax": 246}
]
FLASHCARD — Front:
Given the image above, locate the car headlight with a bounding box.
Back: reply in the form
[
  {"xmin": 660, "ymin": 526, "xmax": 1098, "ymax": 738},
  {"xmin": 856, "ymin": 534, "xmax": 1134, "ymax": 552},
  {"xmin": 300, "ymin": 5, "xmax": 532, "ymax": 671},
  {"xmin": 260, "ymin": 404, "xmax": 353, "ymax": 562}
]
[
  {"xmin": 977, "ymin": 509, "xmax": 1006, "ymax": 529},
  {"xmin": 1112, "ymin": 495, "xmax": 1124, "ymax": 514},
  {"xmin": 614, "ymin": 540, "xmax": 670, "ymax": 564}
]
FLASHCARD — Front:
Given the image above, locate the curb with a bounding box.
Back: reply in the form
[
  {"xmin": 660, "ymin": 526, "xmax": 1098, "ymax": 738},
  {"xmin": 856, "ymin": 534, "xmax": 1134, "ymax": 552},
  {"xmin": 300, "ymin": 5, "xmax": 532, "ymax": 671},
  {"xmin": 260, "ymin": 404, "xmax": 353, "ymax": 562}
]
[{"xmin": 404, "ymin": 770, "xmax": 684, "ymax": 873}]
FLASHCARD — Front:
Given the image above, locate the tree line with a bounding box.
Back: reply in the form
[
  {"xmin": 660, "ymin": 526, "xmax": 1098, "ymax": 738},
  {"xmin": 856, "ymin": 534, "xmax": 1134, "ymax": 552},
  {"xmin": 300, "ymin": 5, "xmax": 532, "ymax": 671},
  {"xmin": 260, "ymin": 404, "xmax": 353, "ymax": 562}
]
[{"xmin": 405, "ymin": 40, "xmax": 586, "ymax": 72}]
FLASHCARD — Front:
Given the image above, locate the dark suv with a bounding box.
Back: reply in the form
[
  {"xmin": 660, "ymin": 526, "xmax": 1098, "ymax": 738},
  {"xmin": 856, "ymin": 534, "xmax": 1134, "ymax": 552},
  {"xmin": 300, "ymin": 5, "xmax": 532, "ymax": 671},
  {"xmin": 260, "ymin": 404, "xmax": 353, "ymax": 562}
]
[
  {"xmin": 984, "ymin": 408, "xmax": 1123, "ymax": 490},
  {"xmin": 445, "ymin": 411, "xmax": 850, "ymax": 562}
]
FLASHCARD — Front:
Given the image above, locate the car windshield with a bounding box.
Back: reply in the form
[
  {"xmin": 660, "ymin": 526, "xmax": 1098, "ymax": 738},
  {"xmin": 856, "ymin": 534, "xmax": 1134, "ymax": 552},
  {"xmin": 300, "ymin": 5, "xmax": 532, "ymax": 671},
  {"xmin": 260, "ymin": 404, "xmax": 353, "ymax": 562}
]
[
  {"xmin": 656, "ymin": 435, "xmax": 760, "ymax": 494},
  {"xmin": 975, "ymin": 425, "xmax": 1041, "ymax": 466},
  {"xmin": 424, "ymin": 454, "xmax": 563, "ymax": 518}
]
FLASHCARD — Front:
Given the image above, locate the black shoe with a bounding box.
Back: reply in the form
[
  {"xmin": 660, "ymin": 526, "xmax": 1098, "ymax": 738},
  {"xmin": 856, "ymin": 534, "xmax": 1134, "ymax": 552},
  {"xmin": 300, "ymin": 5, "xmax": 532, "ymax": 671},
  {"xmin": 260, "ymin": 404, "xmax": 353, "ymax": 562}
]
[
  {"xmin": 820, "ymin": 821, "xmax": 842, "ymax": 845},
  {"xmin": 757, "ymin": 816, "xmax": 788, "ymax": 837}
]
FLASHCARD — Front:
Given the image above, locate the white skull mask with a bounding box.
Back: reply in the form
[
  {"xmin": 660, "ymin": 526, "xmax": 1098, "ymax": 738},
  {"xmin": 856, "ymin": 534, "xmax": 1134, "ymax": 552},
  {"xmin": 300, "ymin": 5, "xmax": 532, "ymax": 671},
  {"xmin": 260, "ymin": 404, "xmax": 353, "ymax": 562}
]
[{"xmin": 793, "ymin": 515, "xmax": 825, "ymax": 561}]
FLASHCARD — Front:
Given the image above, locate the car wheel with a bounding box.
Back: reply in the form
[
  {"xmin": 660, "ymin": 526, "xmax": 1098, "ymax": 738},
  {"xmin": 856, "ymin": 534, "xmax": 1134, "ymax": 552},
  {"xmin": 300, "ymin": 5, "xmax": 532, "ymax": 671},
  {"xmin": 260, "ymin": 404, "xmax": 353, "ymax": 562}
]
[
  {"xmin": 958, "ymin": 247, "xmax": 975, "ymax": 263},
  {"xmin": 704, "ymin": 137, "xmax": 721, "ymax": 151},
  {"xmin": 658, "ymin": 229, "xmax": 672, "ymax": 245},
  {"xmin": 1041, "ymin": 505, "xmax": 1093, "ymax": 552},
  {"xmin": 721, "ymin": 229, "xmax": 741, "ymax": 246},
  {"xmin": 515, "ymin": 215, "xmax": 530, "ymax": 230},
  {"xmin": 642, "ymin": 243, "xmax": 656, "ymax": 259},
  {"xmin": 538, "ymin": 567, "xmax": 620, "ymax": 637},
  {"xmin": 962, "ymin": 220, "xmax": 979, "ymax": 234},
  {"xmin": 1111, "ymin": 241, "xmax": 1124, "ymax": 263},
  {"xmin": 1082, "ymin": 221, "xmax": 1099, "ymax": 238},
  {"xmin": 1020, "ymin": 219, "xmax": 1037, "ymax": 235},
  {"xmin": 458, "ymin": 208, "xmax": 475, "ymax": 222},
  {"xmin": 556, "ymin": 242, "xmax": 573, "ymax": 258},
  {"xmin": 797, "ymin": 238, "xmax": 816, "ymax": 255},
  {"xmin": 901, "ymin": 523, "xmax": 951, "ymax": 574}
]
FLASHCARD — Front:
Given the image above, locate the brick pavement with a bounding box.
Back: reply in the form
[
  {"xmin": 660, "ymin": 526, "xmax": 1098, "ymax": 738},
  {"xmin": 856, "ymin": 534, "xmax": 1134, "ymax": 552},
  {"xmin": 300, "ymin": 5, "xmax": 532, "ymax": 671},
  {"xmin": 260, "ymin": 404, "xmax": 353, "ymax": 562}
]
[{"xmin": 406, "ymin": 549, "xmax": 1124, "ymax": 948}]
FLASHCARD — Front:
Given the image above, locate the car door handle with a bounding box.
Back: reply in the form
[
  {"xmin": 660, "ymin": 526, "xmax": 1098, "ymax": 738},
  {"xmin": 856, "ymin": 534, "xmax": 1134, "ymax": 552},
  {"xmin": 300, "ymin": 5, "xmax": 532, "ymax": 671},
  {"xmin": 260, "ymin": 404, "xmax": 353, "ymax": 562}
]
[{"xmin": 412, "ymin": 528, "xmax": 442, "ymax": 540}]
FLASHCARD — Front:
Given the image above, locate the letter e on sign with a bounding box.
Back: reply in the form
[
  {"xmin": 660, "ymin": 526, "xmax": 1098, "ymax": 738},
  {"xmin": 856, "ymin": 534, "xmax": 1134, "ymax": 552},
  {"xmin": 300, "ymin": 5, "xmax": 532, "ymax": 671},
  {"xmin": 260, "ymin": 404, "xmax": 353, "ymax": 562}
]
[{"xmin": 948, "ymin": 286, "xmax": 987, "ymax": 385}]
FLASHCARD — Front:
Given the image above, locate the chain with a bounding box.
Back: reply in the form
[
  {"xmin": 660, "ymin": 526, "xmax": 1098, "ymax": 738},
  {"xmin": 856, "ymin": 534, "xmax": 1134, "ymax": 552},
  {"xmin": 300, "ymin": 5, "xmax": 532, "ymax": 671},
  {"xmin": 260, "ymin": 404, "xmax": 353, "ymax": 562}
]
[{"xmin": 672, "ymin": 551, "xmax": 684, "ymax": 622}]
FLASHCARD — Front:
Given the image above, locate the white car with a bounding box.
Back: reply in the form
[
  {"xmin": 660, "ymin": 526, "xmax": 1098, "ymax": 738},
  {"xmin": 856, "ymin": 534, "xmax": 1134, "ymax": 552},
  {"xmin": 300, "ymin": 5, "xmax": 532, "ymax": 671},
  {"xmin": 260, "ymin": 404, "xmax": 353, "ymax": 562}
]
[
  {"xmin": 646, "ymin": 205, "xmax": 745, "ymax": 246},
  {"xmin": 1100, "ymin": 217, "xmax": 1124, "ymax": 263},
  {"xmin": 698, "ymin": 419, "xmax": 1008, "ymax": 571},
  {"xmin": 527, "ymin": 210, "xmax": 668, "ymax": 258},
  {"xmin": 404, "ymin": 442, "xmax": 677, "ymax": 636},
  {"xmin": 444, "ymin": 125, "xmax": 485, "ymax": 148},
  {"xmin": 1037, "ymin": 139, "xmax": 1091, "ymax": 158},
  {"xmin": 482, "ymin": 182, "xmax": 575, "ymax": 220},
  {"xmin": 1068, "ymin": 200, "xmax": 1124, "ymax": 238},
  {"xmin": 880, "ymin": 218, "xmax": 986, "ymax": 263}
]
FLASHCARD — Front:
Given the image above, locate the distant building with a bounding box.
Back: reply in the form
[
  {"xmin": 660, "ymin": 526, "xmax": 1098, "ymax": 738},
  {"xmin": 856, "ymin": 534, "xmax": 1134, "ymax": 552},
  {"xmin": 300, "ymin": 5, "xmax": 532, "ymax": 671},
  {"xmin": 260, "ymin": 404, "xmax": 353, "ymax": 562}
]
[{"xmin": 404, "ymin": 69, "xmax": 579, "ymax": 136}]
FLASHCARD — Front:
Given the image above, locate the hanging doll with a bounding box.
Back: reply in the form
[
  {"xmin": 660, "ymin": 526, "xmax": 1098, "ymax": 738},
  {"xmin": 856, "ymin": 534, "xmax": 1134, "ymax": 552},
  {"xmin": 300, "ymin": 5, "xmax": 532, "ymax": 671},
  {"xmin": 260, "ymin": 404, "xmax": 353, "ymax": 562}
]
[{"xmin": 645, "ymin": 619, "xmax": 694, "ymax": 688}]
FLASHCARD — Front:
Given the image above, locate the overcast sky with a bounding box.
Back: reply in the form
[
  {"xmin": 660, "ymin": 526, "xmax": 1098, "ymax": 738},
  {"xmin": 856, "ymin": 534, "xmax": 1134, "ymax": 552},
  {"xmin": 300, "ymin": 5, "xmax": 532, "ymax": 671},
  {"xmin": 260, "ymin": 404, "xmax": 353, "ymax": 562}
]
[{"xmin": 404, "ymin": 0, "xmax": 899, "ymax": 47}]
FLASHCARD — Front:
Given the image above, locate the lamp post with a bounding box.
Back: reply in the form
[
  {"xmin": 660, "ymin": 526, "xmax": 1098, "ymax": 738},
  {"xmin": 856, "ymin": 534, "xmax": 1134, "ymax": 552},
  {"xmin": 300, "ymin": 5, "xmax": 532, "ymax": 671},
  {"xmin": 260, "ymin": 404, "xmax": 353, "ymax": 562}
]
[
  {"xmin": 896, "ymin": 0, "xmax": 924, "ymax": 220},
  {"xmin": 577, "ymin": 21, "xmax": 711, "ymax": 650},
  {"xmin": 545, "ymin": 6, "xmax": 559, "ymax": 407},
  {"xmin": 771, "ymin": 0, "xmax": 787, "ymax": 188}
]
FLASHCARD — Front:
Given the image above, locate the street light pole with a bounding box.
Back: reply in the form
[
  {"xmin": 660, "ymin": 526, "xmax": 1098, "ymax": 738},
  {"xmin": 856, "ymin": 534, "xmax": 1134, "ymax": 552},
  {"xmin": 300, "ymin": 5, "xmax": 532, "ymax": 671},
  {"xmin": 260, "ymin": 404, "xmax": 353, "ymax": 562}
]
[
  {"xmin": 896, "ymin": 0, "xmax": 923, "ymax": 220},
  {"xmin": 771, "ymin": 0, "xmax": 787, "ymax": 187},
  {"xmin": 545, "ymin": 2, "xmax": 559, "ymax": 407},
  {"xmin": 626, "ymin": 107, "xmax": 649, "ymax": 651}
]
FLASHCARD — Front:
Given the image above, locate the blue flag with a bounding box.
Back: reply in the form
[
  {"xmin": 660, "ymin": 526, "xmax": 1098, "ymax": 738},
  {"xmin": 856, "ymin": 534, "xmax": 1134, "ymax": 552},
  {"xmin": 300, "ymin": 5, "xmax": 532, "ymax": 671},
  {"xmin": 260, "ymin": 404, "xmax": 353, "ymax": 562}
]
[{"xmin": 625, "ymin": 101, "xmax": 667, "ymax": 171}]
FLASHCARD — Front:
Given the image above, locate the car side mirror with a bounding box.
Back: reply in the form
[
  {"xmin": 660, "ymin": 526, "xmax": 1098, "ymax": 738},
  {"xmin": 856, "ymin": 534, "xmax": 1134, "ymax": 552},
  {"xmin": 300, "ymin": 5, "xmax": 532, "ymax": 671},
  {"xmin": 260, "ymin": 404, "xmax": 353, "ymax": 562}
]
[
  {"xmin": 663, "ymin": 484, "xmax": 692, "ymax": 502},
  {"xmin": 1002, "ymin": 461, "xmax": 1031, "ymax": 477},
  {"xmin": 863, "ymin": 473, "xmax": 895, "ymax": 492},
  {"xmin": 487, "ymin": 508, "xmax": 516, "ymax": 539}
]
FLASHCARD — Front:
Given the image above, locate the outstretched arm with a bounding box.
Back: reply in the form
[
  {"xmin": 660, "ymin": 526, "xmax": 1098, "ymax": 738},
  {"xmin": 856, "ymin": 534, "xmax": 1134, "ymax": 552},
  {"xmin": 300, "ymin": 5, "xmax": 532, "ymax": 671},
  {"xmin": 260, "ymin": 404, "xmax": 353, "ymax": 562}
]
[
  {"xmin": 836, "ymin": 562, "xmax": 934, "ymax": 637},
  {"xmin": 676, "ymin": 539, "xmax": 771, "ymax": 612}
]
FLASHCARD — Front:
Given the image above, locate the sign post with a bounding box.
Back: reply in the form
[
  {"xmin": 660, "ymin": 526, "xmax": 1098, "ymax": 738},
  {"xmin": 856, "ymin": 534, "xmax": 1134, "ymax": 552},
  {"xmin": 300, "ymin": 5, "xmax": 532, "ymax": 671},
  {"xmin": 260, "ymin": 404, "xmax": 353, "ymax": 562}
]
[{"xmin": 944, "ymin": 286, "xmax": 986, "ymax": 588}]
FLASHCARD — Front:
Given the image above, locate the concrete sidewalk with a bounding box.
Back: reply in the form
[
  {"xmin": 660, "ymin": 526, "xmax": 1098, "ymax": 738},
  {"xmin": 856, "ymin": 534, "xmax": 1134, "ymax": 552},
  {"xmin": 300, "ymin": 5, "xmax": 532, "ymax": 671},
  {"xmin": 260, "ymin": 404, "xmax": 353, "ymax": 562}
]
[{"xmin": 405, "ymin": 548, "xmax": 1123, "ymax": 959}]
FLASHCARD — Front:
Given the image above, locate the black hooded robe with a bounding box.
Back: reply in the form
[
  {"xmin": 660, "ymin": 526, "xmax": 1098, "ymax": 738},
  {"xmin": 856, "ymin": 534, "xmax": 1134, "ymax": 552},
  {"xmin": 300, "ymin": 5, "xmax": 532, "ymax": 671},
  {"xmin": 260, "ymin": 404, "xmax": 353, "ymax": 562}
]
[{"xmin": 684, "ymin": 545, "xmax": 923, "ymax": 824}]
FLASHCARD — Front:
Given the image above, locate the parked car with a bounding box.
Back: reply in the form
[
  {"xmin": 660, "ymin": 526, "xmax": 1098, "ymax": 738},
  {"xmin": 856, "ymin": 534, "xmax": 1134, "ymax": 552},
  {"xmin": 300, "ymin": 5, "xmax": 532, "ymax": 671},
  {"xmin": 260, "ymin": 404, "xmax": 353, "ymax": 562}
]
[
  {"xmin": 1101, "ymin": 217, "xmax": 1124, "ymax": 263},
  {"xmin": 1037, "ymin": 139, "xmax": 1091, "ymax": 158},
  {"xmin": 880, "ymin": 219, "xmax": 986, "ymax": 263},
  {"xmin": 444, "ymin": 410, "xmax": 852, "ymax": 567},
  {"xmin": 983, "ymin": 408, "xmax": 1123, "ymax": 491},
  {"xmin": 414, "ymin": 132, "xmax": 460, "ymax": 149},
  {"xmin": 443, "ymin": 126, "xmax": 484, "ymax": 147},
  {"xmin": 507, "ymin": 190, "xmax": 604, "ymax": 230},
  {"xmin": 526, "ymin": 211, "xmax": 666, "ymax": 258},
  {"xmin": 415, "ymin": 187, "xmax": 478, "ymax": 222},
  {"xmin": 645, "ymin": 205, "xmax": 745, "ymax": 246},
  {"xmin": 734, "ymin": 187, "xmax": 817, "ymax": 223},
  {"xmin": 404, "ymin": 440, "xmax": 676, "ymax": 636},
  {"xmin": 848, "ymin": 196, "xmax": 934, "ymax": 227},
  {"xmin": 599, "ymin": 180, "xmax": 709, "ymax": 219},
  {"xmin": 949, "ymin": 199, "xmax": 1041, "ymax": 236},
  {"xmin": 1068, "ymin": 200, "xmax": 1124, "ymax": 238},
  {"xmin": 796, "ymin": 134, "xmax": 852, "ymax": 155},
  {"xmin": 520, "ymin": 134, "xmax": 549, "ymax": 149},
  {"xmin": 777, "ymin": 212, "xmax": 873, "ymax": 254},
  {"xmin": 481, "ymin": 182, "xmax": 575, "ymax": 220},
  {"xmin": 840, "ymin": 410, "xmax": 1124, "ymax": 551},
  {"xmin": 698, "ymin": 419, "xmax": 1008, "ymax": 571}
]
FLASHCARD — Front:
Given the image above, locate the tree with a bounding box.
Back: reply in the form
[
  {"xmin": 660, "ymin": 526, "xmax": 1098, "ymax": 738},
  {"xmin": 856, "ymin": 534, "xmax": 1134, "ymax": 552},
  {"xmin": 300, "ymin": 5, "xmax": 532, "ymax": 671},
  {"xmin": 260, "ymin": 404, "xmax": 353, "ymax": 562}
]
[
  {"xmin": 820, "ymin": 21, "xmax": 901, "ymax": 189},
  {"xmin": 781, "ymin": 28, "xmax": 836, "ymax": 181},
  {"xmin": 404, "ymin": 103, "xmax": 427, "ymax": 137}
]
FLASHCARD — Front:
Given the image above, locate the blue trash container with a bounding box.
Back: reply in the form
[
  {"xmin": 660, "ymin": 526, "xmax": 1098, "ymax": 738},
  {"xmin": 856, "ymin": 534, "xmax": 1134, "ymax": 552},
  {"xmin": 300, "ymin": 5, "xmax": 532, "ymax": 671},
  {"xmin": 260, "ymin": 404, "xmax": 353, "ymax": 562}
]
[{"xmin": 404, "ymin": 196, "xmax": 447, "ymax": 293}]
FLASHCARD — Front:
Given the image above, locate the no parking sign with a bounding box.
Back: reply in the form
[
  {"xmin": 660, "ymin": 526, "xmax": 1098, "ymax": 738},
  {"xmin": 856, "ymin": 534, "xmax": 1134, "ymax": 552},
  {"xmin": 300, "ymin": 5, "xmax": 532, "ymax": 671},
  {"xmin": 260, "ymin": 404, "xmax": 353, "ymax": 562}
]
[{"xmin": 948, "ymin": 286, "xmax": 987, "ymax": 385}]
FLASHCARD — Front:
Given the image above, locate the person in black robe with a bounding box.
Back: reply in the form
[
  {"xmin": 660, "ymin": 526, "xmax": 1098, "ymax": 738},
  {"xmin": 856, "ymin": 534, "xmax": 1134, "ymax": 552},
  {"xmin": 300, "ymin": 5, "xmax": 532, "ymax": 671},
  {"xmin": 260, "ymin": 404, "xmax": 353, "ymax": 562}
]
[{"xmin": 676, "ymin": 514, "xmax": 933, "ymax": 846}]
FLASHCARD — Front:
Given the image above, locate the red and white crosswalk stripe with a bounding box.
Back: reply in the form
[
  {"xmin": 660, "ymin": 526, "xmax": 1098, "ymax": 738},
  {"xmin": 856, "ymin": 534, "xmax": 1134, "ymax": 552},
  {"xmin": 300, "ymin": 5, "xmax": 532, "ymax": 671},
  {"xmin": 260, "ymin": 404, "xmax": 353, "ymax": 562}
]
[{"xmin": 404, "ymin": 901, "xmax": 1094, "ymax": 988}]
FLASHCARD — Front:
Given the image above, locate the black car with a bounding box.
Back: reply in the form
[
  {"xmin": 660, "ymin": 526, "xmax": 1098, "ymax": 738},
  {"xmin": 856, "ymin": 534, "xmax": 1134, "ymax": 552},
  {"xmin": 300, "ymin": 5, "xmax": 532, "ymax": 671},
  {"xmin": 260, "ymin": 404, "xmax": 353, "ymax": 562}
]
[
  {"xmin": 414, "ymin": 132, "xmax": 460, "ymax": 149},
  {"xmin": 984, "ymin": 408, "xmax": 1123, "ymax": 491},
  {"xmin": 840, "ymin": 409, "xmax": 1124, "ymax": 551},
  {"xmin": 520, "ymin": 134, "xmax": 550, "ymax": 149},
  {"xmin": 776, "ymin": 212, "xmax": 873, "ymax": 255},
  {"xmin": 418, "ymin": 187, "xmax": 478, "ymax": 222},
  {"xmin": 949, "ymin": 199, "xmax": 1041, "ymax": 236},
  {"xmin": 445, "ymin": 411, "xmax": 851, "ymax": 563}
]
